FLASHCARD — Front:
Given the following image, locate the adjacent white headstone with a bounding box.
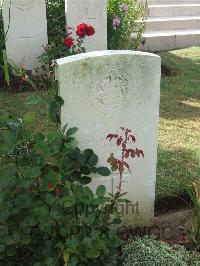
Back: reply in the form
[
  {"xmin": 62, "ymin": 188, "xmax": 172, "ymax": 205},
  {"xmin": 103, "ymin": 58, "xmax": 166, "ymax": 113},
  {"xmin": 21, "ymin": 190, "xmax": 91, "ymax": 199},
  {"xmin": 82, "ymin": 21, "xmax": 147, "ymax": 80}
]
[
  {"xmin": 56, "ymin": 50, "xmax": 161, "ymax": 227},
  {"xmin": 65, "ymin": 0, "xmax": 107, "ymax": 51},
  {"xmin": 3, "ymin": 0, "xmax": 48, "ymax": 70}
]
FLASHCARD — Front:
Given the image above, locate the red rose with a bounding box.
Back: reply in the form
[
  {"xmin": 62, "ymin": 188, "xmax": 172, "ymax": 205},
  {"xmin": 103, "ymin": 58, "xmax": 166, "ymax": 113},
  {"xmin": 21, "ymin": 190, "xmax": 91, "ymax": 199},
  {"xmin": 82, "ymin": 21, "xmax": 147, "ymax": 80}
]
[
  {"xmin": 76, "ymin": 23, "xmax": 88, "ymax": 38},
  {"xmin": 48, "ymin": 183, "xmax": 54, "ymax": 190},
  {"xmin": 86, "ymin": 25, "xmax": 95, "ymax": 36},
  {"xmin": 64, "ymin": 36, "xmax": 74, "ymax": 48},
  {"xmin": 55, "ymin": 185, "xmax": 61, "ymax": 197}
]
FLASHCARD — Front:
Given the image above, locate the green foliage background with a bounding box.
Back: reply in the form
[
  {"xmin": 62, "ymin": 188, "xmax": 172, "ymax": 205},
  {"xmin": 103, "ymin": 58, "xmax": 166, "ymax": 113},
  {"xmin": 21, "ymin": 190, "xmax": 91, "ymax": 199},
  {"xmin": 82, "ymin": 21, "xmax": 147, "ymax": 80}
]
[
  {"xmin": 46, "ymin": 0, "xmax": 66, "ymax": 45},
  {"xmin": 107, "ymin": 0, "xmax": 147, "ymax": 50}
]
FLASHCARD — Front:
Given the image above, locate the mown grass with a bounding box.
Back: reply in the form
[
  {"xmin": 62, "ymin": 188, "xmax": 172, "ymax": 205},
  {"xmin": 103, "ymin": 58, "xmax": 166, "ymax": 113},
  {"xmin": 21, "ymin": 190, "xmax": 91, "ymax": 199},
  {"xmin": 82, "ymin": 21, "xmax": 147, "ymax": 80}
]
[
  {"xmin": 0, "ymin": 92, "xmax": 55, "ymax": 133},
  {"xmin": 0, "ymin": 47, "xmax": 199, "ymax": 199},
  {"xmin": 156, "ymin": 47, "xmax": 200, "ymax": 199}
]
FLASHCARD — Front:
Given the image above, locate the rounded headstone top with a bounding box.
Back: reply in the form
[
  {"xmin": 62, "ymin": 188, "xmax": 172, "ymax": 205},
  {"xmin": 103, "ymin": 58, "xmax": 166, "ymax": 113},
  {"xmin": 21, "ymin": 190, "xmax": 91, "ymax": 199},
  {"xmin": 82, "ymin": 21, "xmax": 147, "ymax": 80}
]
[{"xmin": 56, "ymin": 50, "xmax": 160, "ymax": 65}]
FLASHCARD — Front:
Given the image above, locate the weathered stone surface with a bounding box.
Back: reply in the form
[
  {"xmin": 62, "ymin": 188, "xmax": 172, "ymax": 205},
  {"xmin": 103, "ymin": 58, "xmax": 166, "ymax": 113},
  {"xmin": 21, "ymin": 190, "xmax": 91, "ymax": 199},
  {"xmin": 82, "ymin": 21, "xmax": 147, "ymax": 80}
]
[
  {"xmin": 56, "ymin": 50, "xmax": 161, "ymax": 227},
  {"xmin": 3, "ymin": 0, "xmax": 48, "ymax": 70},
  {"xmin": 65, "ymin": 0, "xmax": 107, "ymax": 51}
]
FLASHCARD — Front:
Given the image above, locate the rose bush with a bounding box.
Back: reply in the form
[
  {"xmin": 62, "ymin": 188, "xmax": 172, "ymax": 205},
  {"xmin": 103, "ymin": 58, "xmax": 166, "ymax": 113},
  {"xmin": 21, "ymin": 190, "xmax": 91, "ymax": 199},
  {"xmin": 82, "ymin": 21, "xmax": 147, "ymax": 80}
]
[
  {"xmin": 64, "ymin": 36, "xmax": 74, "ymax": 48},
  {"xmin": 40, "ymin": 23, "xmax": 95, "ymax": 66},
  {"xmin": 0, "ymin": 101, "xmax": 124, "ymax": 265}
]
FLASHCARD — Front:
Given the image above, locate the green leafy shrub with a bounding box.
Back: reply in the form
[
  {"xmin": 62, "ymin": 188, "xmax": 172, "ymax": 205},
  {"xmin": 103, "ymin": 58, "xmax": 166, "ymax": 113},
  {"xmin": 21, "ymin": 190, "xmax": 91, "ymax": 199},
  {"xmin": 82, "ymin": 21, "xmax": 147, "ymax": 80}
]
[
  {"xmin": 122, "ymin": 236, "xmax": 200, "ymax": 266},
  {"xmin": 107, "ymin": 0, "xmax": 147, "ymax": 50},
  {"xmin": 187, "ymin": 180, "xmax": 200, "ymax": 251},
  {"xmin": 0, "ymin": 106, "xmax": 123, "ymax": 265},
  {"xmin": 46, "ymin": 0, "xmax": 66, "ymax": 44},
  {"xmin": 0, "ymin": 0, "xmax": 10, "ymax": 86}
]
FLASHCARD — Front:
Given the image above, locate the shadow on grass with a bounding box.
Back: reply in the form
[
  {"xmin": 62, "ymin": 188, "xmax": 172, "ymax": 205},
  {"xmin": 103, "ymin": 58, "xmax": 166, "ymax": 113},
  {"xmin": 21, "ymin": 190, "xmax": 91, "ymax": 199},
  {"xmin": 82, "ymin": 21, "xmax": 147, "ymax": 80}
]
[
  {"xmin": 156, "ymin": 147, "xmax": 199, "ymax": 200},
  {"xmin": 159, "ymin": 48, "xmax": 200, "ymax": 121}
]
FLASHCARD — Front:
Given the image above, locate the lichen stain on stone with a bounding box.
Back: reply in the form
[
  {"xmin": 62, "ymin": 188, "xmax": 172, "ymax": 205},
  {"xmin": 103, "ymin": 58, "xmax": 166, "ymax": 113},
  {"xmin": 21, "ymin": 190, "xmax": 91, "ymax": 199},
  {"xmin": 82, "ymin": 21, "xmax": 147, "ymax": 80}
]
[
  {"xmin": 76, "ymin": 59, "xmax": 95, "ymax": 78},
  {"xmin": 97, "ymin": 64, "xmax": 103, "ymax": 72}
]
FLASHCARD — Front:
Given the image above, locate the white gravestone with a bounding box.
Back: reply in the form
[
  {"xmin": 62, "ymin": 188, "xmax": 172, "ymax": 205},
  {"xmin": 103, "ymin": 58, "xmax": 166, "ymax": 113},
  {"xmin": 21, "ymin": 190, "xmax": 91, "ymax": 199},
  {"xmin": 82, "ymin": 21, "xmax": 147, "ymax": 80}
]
[
  {"xmin": 56, "ymin": 51, "xmax": 161, "ymax": 227},
  {"xmin": 65, "ymin": 0, "xmax": 107, "ymax": 51},
  {"xmin": 3, "ymin": 0, "xmax": 48, "ymax": 70}
]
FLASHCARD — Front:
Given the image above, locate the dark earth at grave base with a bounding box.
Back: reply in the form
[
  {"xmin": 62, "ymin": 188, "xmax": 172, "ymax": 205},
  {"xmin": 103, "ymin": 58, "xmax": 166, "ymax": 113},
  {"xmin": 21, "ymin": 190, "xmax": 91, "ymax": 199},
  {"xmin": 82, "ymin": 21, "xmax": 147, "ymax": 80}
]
[
  {"xmin": 161, "ymin": 64, "xmax": 177, "ymax": 77},
  {"xmin": 121, "ymin": 208, "xmax": 191, "ymax": 247}
]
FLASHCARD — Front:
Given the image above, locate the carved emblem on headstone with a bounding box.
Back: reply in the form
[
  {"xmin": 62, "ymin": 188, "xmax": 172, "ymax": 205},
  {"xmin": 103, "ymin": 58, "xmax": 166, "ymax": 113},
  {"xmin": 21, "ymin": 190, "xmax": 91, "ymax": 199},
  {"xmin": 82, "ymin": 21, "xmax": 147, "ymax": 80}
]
[
  {"xmin": 89, "ymin": 69, "xmax": 132, "ymax": 116},
  {"xmin": 13, "ymin": 0, "xmax": 35, "ymax": 11}
]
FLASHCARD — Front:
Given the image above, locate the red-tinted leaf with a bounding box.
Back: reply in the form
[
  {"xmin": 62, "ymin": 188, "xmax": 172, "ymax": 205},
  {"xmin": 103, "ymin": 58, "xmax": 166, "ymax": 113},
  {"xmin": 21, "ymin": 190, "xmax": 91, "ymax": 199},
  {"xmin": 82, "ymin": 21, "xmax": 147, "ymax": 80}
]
[
  {"xmin": 124, "ymin": 149, "xmax": 129, "ymax": 158},
  {"xmin": 107, "ymin": 153, "xmax": 118, "ymax": 171},
  {"xmin": 106, "ymin": 134, "xmax": 118, "ymax": 141},
  {"xmin": 123, "ymin": 162, "xmax": 130, "ymax": 172},
  {"xmin": 122, "ymin": 143, "xmax": 126, "ymax": 149},
  {"xmin": 129, "ymin": 135, "xmax": 136, "ymax": 143},
  {"xmin": 135, "ymin": 148, "xmax": 144, "ymax": 158},
  {"xmin": 124, "ymin": 149, "xmax": 135, "ymax": 158},
  {"xmin": 116, "ymin": 136, "xmax": 123, "ymax": 146},
  {"xmin": 123, "ymin": 232, "xmax": 129, "ymax": 241},
  {"xmin": 48, "ymin": 183, "xmax": 54, "ymax": 190},
  {"xmin": 55, "ymin": 185, "xmax": 62, "ymax": 197},
  {"xmin": 130, "ymin": 149, "xmax": 136, "ymax": 158},
  {"xmin": 118, "ymin": 161, "xmax": 124, "ymax": 172}
]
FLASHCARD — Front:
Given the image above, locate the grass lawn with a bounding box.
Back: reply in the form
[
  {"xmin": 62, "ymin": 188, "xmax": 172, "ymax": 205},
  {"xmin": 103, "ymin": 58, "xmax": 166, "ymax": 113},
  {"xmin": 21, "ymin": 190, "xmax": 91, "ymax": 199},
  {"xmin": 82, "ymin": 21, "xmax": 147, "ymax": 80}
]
[
  {"xmin": 157, "ymin": 47, "xmax": 200, "ymax": 199},
  {"xmin": 0, "ymin": 47, "xmax": 199, "ymax": 200}
]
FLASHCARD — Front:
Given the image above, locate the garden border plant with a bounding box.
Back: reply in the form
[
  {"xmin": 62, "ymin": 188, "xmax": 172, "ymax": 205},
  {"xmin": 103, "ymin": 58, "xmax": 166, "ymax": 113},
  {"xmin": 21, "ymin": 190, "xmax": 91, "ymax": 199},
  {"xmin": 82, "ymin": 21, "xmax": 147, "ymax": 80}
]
[
  {"xmin": 40, "ymin": 21, "xmax": 95, "ymax": 66},
  {"xmin": 107, "ymin": 0, "xmax": 147, "ymax": 50},
  {"xmin": 122, "ymin": 235, "xmax": 200, "ymax": 266},
  {"xmin": 0, "ymin": 98, "xmax": 125, "ymax": 265}
]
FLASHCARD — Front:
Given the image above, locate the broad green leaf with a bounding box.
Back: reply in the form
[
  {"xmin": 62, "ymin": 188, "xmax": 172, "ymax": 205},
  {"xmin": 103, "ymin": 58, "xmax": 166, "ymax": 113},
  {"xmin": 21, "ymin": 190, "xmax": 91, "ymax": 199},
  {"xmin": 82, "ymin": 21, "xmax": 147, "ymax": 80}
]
[
  {"xmin": 14, "ymin": 194, "xmax": 32, "ymax": 209},
  {"xmin": 20, "ymin": 166, "xmax": 41, "ymax": 179},
  {"xmin": 86, "ymin": 248, "xmax": 100, "ymax": 259},
  {"xmin": 0, "ymin": 130, "xmax": 16, "ymax": 155},
  {"xmin": 96, "ymin": 185, "xmax": 106, "ymax": 197},
  {"xmin": 84, "ymin": 187, "xmax": 94, "ymax": 201},
  {"xmin": 62, "ymin": 196, "xmax": 76, "ymax": 208},
  {"xmin": 0, "ymin": 166, "xmax": 17, "ymax": 188},
  {"xmin": 62, "ymin": 123, "xmax": 68, "ymax": 134},
  {"xmin": 35, "ymin": 132, "xmax": 45, "ymax": 141},
  {"xmin": 79, "ymin": 176, "xmax": 92, "ymax": 185},
  {"xmin": 25, "ymin": 94, "xmax": 43, "ymax": 105},
  {"xmin": 65, "ymin": 127, "xmax": 78, "ymax": 138},
  {"xmin": 45, "ymin": 257, "xmax": 55, "ymax": 265},
  {"xmin": 98, "ymin": 167, "xmax": 111, "ymax": 176},
  {"xmin": 88, "ymin": 154, "xmax": 98, "ymax": 167},
  {"xmin": 70, "ymin": 256, "xmax": 78, "ymax": 266},
  {"xmin": 7, "ymin": 119, "xmax": 21, "ymax": 130},
  {"xmin": 23, "ymin": 112, "xmax": 37, "ymax": 124},
  {"xmin": 49, "ymin": 100, "xmax": 60, "ymax": 123},
  {"xmin": 0, "ymin": 110, "xmax": 9, "ymax": 127},
  {"xmin": 0, "ymin": 192, "xmax": 5, "ymax": 205},
  {"xmin": 45, "ymin": 171, "xmax": 61, "ymax": 185},
  {"xmin": 64, "ymin": 139, "xmax": 78, "ymax": 150},
  {"xmin": 80, "ymin": 166, "xmax": 91, "ymax": 175},
  {"xmin": 83, "ymin": 149, "xmax": 94, "ymax": 159},
  {"xmin": 33, "ymin": 206, "xmax": 49, "ymax": 217},
  {"xmin": 54, "ymin": 96, "xmax": 64, "ymax": 106}
]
